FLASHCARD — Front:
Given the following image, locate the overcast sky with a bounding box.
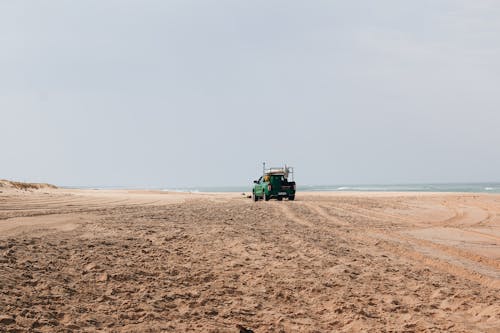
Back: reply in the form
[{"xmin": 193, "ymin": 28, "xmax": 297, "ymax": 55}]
[{"xmin": 1, "ymin": 1, "xmax": 499, "ymax": 187}]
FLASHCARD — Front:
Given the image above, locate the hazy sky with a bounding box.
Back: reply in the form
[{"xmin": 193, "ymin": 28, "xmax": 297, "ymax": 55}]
[{"xmin": 1, "ymin": 1, "xmax": 499, "ymax": 187}]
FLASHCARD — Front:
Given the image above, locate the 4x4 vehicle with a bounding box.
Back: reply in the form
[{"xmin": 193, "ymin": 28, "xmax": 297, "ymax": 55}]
[{"xmin": 252, "ymin": 165, "xmax": 296, "ymax": 201}]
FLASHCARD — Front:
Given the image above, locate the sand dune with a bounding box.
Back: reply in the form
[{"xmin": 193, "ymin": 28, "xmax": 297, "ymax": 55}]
[
  {"xmin": 0, "ymin": 189, "xmax": 499, "ymax": 332},
  {"xmin": 0, "ymin": 179, "xmax": 57, "ymax": 192}
]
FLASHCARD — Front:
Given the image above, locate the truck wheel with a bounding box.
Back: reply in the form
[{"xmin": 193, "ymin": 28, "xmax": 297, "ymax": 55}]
[
  {"xmin": 252, "ymin": 191, "xmax": 258, "ymax": 202},
  {"xmin": 288, "ymin": 196, "xmax": 295, "ymax": 201},
  {"xmin": 277, "ymin": 197, "xmax": 283, "ymax": 201},
  {"xmin": 263, "ymin": 192, "xmax": 270, "ymax": 201}
]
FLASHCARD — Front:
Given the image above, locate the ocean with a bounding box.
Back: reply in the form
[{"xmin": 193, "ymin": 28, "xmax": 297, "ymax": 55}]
[
  {"xmin": 159, "ymin": 183, "xmax": 500, "ymax": 194},
  {"xmin": 67, "ymin": 183, "xmax": 500, "ymax": 193}
]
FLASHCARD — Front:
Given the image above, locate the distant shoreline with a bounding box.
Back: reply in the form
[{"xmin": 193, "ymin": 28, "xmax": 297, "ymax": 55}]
[
  {"xmin": 55, "ymin": 182, "xmax": 500, "ymax": 194},
  {"xmin": 4, "ymin": 178, "xmax": 499, "ymax": 194}
]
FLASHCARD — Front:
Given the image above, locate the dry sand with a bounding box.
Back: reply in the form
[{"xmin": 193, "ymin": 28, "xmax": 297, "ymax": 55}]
[{"xmin": 0, "ymin": 184, "xmax": 499, "ymax": 332}]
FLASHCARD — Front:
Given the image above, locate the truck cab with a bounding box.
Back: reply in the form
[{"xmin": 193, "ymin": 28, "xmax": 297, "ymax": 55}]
[{"xmin": 252, "ymin": 166, "xmax": 296, "ymax": 201}]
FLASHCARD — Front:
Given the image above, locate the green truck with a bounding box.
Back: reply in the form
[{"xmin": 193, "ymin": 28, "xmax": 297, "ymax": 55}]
[{"xmin": 252, "ymin": 165, "xmax": 296, "ymax": 201}]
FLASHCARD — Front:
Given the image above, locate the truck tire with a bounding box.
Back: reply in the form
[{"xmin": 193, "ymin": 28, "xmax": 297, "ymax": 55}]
[
  {"xmin": 263, "ymin": 192, "xmax": 270, "ymax": 201},
  {"xmin": 253, "ymin": 191, "xmax": 259, "ymax": 202},
  {"xmin": 288, "ymin": 196, "xmax": 295, "ymax": 201},
  {"xmin": 277, "ymin": 197, "xmax": 283, "ymax": 201}
]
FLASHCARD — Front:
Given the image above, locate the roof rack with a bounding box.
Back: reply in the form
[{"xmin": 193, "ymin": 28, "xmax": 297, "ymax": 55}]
[{"xmin": 262, "ymin": 163, "xmax": 294, "ymax": 181}]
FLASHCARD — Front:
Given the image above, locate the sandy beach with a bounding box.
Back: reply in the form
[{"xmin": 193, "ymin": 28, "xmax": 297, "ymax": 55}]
[{"xmin": 0, "ymin": 183, "xmax": 499, "ymax": 332}]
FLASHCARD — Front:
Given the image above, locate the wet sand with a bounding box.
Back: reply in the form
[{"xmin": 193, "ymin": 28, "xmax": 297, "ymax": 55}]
[{"xmin": 0, "ymin": 187, "xmax": 499, "ymax": 332}]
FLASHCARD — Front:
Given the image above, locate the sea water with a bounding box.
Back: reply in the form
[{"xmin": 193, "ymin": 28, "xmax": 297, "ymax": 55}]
[
  {"xmin": 67, "ymin": 183, "xmax": 500, "ymax": 193},
  {"xmin": 161, "ymin": 183, "xmax": 500, "ymax": 193}
]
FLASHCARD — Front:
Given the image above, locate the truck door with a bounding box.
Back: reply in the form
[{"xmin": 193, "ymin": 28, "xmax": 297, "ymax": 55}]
[{"xmin": 256, "ymin": 176, "xmax": 264, "ymax": 195}]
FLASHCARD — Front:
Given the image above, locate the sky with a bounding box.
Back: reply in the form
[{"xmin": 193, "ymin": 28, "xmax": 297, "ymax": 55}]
[{"xmin": 1, "ymin": 0, "xmax": 500, "ymax": 188}]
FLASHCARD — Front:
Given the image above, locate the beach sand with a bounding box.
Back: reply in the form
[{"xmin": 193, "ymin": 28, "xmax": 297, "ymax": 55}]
[{"xmin": 0, "ymin": 184, "xmax": 499, "ymax": 332}]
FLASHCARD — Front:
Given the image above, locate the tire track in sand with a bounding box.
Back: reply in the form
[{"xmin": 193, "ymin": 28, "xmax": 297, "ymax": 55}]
[
  {"xmin": 373, "ymin": 236, "xmax": 500, "ymax": 289},
  {"xmin": 275, "ymin": 202, "xmax": 315, "ymax": 228},
  {"xmin": 393, "ymin": 231, "xmax": 500, "ymax": 271},
  {"xmin": 458, "ymin": 228, "xmax": 500, "ymax": 242},
  {"xmin": 310, "ymin": 200, "xmax": 500, "ymax": 290},
  {"xmin": 439, "ymin": 200, "xmax": 491, "ymax": 228},
  {"xmin": 302, "ymin": 202, "xmax": 350, "ymax": 227}
]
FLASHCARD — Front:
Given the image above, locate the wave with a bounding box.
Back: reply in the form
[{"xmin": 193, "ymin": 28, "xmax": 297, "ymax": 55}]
[
  {"xmin": 301, "ymin": 184, "xmax": 500, "ymax": 193},
  {"xmin": 70, "ymin": 183, "xmax": 500, "ymax": 194},
  {"xmin": 162, "ymin": 188, "xmax": 200, "ymax": 193}
]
